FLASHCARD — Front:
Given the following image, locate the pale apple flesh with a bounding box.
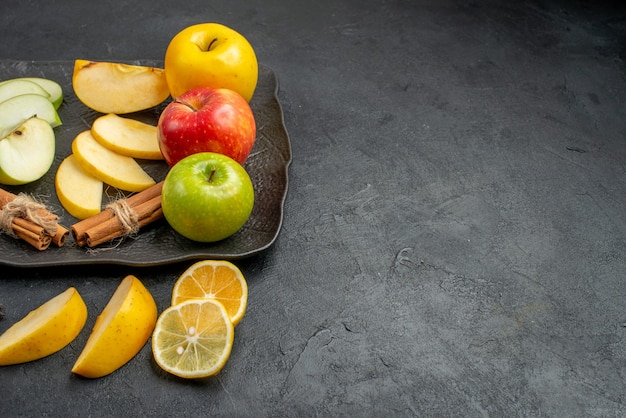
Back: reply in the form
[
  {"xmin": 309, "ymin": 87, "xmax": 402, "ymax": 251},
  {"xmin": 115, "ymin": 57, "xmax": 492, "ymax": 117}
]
[
  {"xmin": 0, "ymin": 117, "xmax": 56, "ymax": 185},
  {"xmin": 0, "ymin": 77, "xmax": 63, "ymax": 109},
  {"xmin": 72, "ymin": 130, "xmax": 156, "ymax": 192},
  {"xmin": 0, "ymin": 79, "xmax": 50, "ymax": 104},
  {"xmin": 55, "ymin": 154, "xmax": 103, "ymax": 219},
  {"xmin": 72, "ymin": 59, "xmax": 170, "ymax": 114},
  {"xmin": 0, "ymin": 93, "xmax": 62, "ymax": 139},
  {"xmin": 91, "ymin": 114, "xmax": 163, "ymax": 160}
]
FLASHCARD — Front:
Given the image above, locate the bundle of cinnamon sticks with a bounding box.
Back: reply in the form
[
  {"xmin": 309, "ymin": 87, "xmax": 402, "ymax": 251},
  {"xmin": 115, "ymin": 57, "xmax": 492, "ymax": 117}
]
[
  {"xmin": 71, "ymin": 181, "xmax": 164, "ymax": 247},
  {"xmin": 0, "ymin": 188, "xmax": 69, "ymax": 250},
  {"xmin": 0, "ymin": 181, "xmax": 164, "ymax": 251}
]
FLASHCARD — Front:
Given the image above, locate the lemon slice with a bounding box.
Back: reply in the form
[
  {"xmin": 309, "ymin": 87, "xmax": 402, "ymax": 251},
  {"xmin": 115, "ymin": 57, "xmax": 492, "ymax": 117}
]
[
  {"xmin": 152, "ymin": 299, "xmax": 234, "ymax": 379},
  {"xmin": 72, "ymin": 275, "xmax": 157, "ymax": 378},
  {"xmin": 0, "ymin": 287, "xmax": 87, "ymax": 366},
  {"xmin": 171, "ymin": 260, "xmax": 248, "ymax": 326}
]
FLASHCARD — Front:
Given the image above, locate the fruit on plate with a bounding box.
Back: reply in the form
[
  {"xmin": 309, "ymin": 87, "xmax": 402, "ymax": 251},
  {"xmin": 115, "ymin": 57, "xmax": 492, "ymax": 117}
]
[
  {"xmin": 72, "ymin": 59, "xmax": 170, "ymax": 114},
  {"xmin": 0, "ymin": 93, "xmax": 61, "ymax": 139},
  {"xmin": 157, "ymin": 87, "xmax": 256, "ymax": 166},
  {"xmin": 0, "ymin": 287, "xmax": 87, "ymax": 366},
  {"xmin": 171, "ymin": 260, "xmax": 248, "ymax": 326},
  {"xmin": 0, "ymin": 117, "xmax": 56, "ymax": 185},
  {"xmin": 72, "ymin": 275, "xmax": 157, "ymax": 378},
  {"xmin": 0, "ymin": 77, "xmax": 63, "ymax": 109},
  {"xmin": 55, "ymin": 154, "xmax": 103, "ymax": 219},
  {"xmin": 0, "ymin": 78, "xmax": 50, "ymax": 105},
  {"xmin": 72, "ymin": 130, "xmax": 156, "ymax": 192},
  {"xmin": 91, "ymin": 113, "xmax": 163, "ymax": 160},
  {"xmin": 164, "ymin": 22, "xmax": 258, "ymax": 102},
  {"xmin": 152, "ymin": 299, "xmax": 234, "ymax": 378},
  {"xmin": 161, "ymin": 152, "xmax": 254, "ymax": 242}
]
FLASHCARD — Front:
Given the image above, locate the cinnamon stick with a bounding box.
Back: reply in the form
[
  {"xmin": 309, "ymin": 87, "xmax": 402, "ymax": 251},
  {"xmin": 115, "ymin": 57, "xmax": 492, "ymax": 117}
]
[
  {"xmin": 6, "ymin": 214, "xmax": 53, "ymax": 250},
  {"xmin": 0, "ymin": 188, "xmax": 69, "ymax": 250},
  {"xmin": 71, "ymin": 181, "xmax": 164, "ymax": 247}
]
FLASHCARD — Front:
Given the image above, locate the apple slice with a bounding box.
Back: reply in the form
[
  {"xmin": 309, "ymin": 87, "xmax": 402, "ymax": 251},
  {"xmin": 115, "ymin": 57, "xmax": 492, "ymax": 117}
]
[
  {"xmin": 55, "ymin": 154, "xmax": 103, "ymax": 219},
  {"xmin": 0, "ymin": 78, "xmax": 63, "ymax": 109},
  {"xmin": 72, "ymin": 59, "xmax": 170, "ymax": 114},
  {"xmin": 0, "ymin": 93, "xmax": 62, "ymax": 139},
  {"xmin": 72, "ymin": 130, "xmax": 156, "ymax": 192},
  {"xmin": 18, "ymin": 77, "xmax": 63, "ymax": 109},
  {"xmin": 91, "ymin": 114, "xmax": 163, "ymax": 160},
  {"xmin": 0, "ymin": 117, "xmax": 55, "ymax": 185},
  {"xmin": 0, "ymin": 79, "xmax": 50, "ymax": 104}
]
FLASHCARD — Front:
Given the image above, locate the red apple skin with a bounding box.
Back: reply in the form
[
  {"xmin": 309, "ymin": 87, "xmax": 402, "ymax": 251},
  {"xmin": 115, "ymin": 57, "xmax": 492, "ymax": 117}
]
[{"xmin": 157, "ymin": 87, "xmax": 256, "ymax": 167}]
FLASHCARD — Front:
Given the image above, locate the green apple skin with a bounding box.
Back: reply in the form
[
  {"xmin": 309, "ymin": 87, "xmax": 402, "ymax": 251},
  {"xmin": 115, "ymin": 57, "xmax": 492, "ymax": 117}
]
[
  {"xmin": 0, "ymin": 93, "xmax": 61, "ymax": 139},
  {"xmin": 0, "ymin": 79, "xmax": 50, "ymax": 105},
  {"xmin": 0, "ymin": 77, "xmax": 63, "ymax": 109},
  {"xmin": 161, "ymin": 152, "xmax": 254, "ymax": 242},
  {"xmin": 0, "ymin": 117, "xmax": 56, "ymax": 185}
]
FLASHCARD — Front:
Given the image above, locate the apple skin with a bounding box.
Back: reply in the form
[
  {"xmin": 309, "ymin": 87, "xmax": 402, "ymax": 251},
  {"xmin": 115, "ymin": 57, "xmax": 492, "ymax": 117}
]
[
  {"xmin": 164, "ymin": 22, "xmax": 258, "ymax": 101},
  {"xmin": 161, "ymin": 152, "xmax": 254, "ymax": 243},
  {"xmin": 157, "ymin": 87, "xmax": 256, "ymax": 167}
]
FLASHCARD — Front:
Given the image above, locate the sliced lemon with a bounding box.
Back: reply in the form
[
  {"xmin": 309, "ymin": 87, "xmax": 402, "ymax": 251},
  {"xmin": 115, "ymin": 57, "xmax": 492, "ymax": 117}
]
[
  {"xmin": 152, "ymin": 299, "xmax": 234, "ymax": 379},
  {"xmin": 171, "ymin": 260, "xmax": 248, "ymax": 326},
  {"xmin": 0, "ymin": 287, "xmax": 87, "ymax": 366},
  {"xmin": 72, "ymin": 275, "xmax": 157, "ymax": 378}
]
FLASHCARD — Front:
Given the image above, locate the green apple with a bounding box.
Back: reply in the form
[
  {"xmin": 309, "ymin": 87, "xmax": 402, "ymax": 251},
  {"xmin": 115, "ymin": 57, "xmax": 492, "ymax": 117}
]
[
  {"xmin": 161, "ymin": 152, "xmax": 254, "ymax": 242},
  {"xmin": 0, "ymin": 117, "xmax": 56, "ymax": 185},
  {"xmin": 0, "ymin": 79, "xmax": 50, "ymax": 104},
  {"xmin": 0, "ymin": 93, "xmax": 61, "ymax": 139},
  {"xmin": 0, "ymin": 77, "xmax": 63, "ymax": 109}
]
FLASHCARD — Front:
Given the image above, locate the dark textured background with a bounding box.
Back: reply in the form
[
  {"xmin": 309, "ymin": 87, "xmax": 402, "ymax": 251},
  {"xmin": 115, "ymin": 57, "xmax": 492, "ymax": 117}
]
[{"xmin": 1, "ymin": 0, "xmax": 625, "ymax": 416}]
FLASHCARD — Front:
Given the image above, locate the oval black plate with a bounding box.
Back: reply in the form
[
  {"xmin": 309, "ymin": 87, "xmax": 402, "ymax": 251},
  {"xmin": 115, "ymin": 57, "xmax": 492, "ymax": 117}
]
[{"xmin": 0, "ymin": 60, "xmax": 292, "ymax": 267}]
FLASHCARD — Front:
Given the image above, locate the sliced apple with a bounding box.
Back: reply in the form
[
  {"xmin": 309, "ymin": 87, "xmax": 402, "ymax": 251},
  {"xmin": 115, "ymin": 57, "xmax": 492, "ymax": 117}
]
[
  {"xmin": 91, "ymin": 114, "xmax": 163, "ymax": 160},
  {"xmin": 72, "ymin": 130, "xmax": 156, "ymax": 192},
  {"xmin": 0, "ymin": 79, "xmax": 50, "ymax": 105},
  {"xmin": 0, "ymin": 117, "xmax": 55, "ymax": 185},
  {"xmin": 19, "ymin": 77, "xmax": 63, "ymax": 109},
  {"xmin": 55, "ymin": 154, "xmax": 104, "ymax": 219},
  {"xmin": 0, "ymin": 93, "xmax": 62, "ymax": 139},
  {"xmin": 72, "ymin": 59, "xmax": 170, "ymax": 114}
]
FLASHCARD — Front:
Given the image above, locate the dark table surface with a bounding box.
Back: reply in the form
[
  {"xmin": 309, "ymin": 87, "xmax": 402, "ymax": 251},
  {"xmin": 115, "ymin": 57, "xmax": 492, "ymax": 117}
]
[{"xmin": 1, "ymin": 0, "xmax": 625, "ymax": 416}]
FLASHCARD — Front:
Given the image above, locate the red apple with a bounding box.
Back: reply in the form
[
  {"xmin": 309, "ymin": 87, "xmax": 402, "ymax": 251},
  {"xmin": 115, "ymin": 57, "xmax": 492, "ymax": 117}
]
[{"xmin": 157, "ymin": 87, "xmax": 256, "ymax": 167}]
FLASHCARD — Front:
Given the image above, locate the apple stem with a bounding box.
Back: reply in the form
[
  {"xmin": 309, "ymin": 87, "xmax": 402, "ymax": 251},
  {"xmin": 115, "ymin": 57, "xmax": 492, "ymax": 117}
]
[
  {"xmin": 207, "ymin": 167, "xmax": 217, "ymax": 183},
  {"xmin": 208, "ymin": 38, "xmax": 218, "ymax": 51},
  {"xmin": 173, "ymin": 98, "xmax": 197, "ymax": 112}
]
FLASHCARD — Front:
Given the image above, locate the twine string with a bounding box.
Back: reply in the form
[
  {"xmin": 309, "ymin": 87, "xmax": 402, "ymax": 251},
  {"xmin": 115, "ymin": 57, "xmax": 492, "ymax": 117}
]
[
  {"xmin": 0, "ymin": 194, "xmax": 58, "ymax": 237},
  {"xmin": 106, "ymin": 199, "xmax": 140, "ymax": 237}
]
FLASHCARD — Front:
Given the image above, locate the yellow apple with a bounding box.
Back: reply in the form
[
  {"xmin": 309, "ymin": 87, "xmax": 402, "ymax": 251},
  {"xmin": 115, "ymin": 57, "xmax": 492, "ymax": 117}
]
[
  {"xmin": 72, "ymin": 59, "xmax": 170, "ymax": 114},
  {"xmin": 164, "ymin": 23, "xmax": 258, "ymax": 102}
]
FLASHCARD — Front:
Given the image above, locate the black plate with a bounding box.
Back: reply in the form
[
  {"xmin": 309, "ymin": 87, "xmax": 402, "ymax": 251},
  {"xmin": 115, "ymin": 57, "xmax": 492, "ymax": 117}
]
[{"xmin": 0, "ymin": 60, "xmax": 292, "ymax": 267}]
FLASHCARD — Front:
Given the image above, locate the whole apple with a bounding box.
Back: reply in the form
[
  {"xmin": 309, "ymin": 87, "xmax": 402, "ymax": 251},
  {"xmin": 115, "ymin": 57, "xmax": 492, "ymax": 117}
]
[
  {"xmin": 164, "ymin": 22, "xmax": 258, "ymax": 102},
  {"xmin": 161, "ymin": 152, "xmax": 254, "ymax": 243},
  {"xmin": 157, "ymin": 87, "xmax": 256, "ymax": 167}
]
